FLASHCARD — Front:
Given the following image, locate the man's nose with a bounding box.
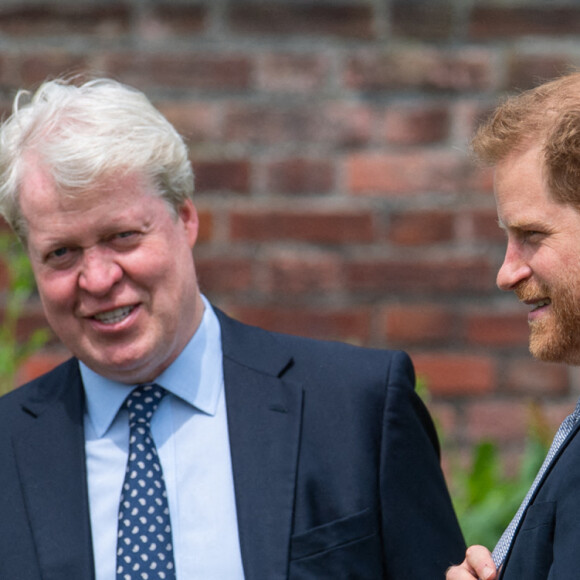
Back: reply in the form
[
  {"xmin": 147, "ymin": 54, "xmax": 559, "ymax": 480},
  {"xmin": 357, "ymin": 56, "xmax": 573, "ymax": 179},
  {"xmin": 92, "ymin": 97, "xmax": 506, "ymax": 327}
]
[
  {"xmin": 496, "ymin": 242, "xmax": 531, "ymax": 291},
  {"xmin": 78, "ymin": 248, "xmax": 123, "ymax": 295}
]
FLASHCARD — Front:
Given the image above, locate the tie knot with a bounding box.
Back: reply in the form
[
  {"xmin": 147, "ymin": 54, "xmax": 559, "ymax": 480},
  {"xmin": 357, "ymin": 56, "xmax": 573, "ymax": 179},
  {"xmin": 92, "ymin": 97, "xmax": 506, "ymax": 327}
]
[{"xmin": 125, "ymin": 383, "xmax": 166, "ymax": 427}]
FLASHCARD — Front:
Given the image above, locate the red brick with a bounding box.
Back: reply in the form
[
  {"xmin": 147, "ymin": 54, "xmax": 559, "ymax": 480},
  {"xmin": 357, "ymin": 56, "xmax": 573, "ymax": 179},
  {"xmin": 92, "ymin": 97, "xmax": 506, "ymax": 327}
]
[
  {"xmin": 383, "ymin": 304, "xmax": 456, "ymax": 345},
  {"xmin": 462, "ymin": 208, "xmax": 504, "ymax": 242},
  {"xmin": 257, "ymin": 53, "xmax": 331, "ymax": 93},
  {"xmin": 507, "ymin": 55, "xmax": 575, "ymax": 92},
  {"xmin": 225, "ymin": 104, "xmax": 317, "ymax": 145},
  {"xmin": 346, "ymin": 258, "xmax": 494, "ymax": 294},
  {"xmin": 261, "ymin": 250, "xmax": 342, "ymax": 295},
  {"xmin": 224, "ymin": 103, "xmax": 373, "ymax": 147},
  {"xmin": 505, "ymin": 359, "xmax": 569, "ymax": 396},
  {"xmin": 228, "ymin": 4, "xmax": 374, "ymax": 39},
  {"xmin": 195, "ymin": 208, "xmax": 213, "ymax": 243},
  {"xmin": 229, "ymin": 305, "xmax": 371, "ymax": 344},
  {"xmin": 383, "ymin": 104, "xmax": 451, "ymax": 145},
  {"xmin": 470, "ymin": 7, "xmax": 580, "ymax": 39},
  {"xmin": 428, "ymin": 401, "xmax": 458, "ymax": 440},
  {"xmin": 453, "ymin": 99, "xmax": 496, "ymax": 143},
  {"xmin": 15, "ymin": 349, "xmax": 70, "ymax": 386},
  {"xmin": 230, "ymin": 208, "xmax": 374, "ymax": 244},
  {"xmin": 263, "ymin": 158, "xmax": 335, "ymax": 195},
  {"xmin": 465, "ymin": 401, "xmax": 530, "ymax": 442},
  {"xmin": 387, "ymin": 210, "xmax": 454, "ymax": 245},
  {"xmin": 346, "ymin": 150, "xmax": 471, "ymax": 195},
  {"xmin": 323, "ymin": 102, "xmax": 375, "ymax": 147},
  {"xmin": 157, "ymin": 101, "xmax": 222, "ymax": 143},
  {"xmin": 463, "ymin": 163, "xmax": 495, "ymax": 195},
  {"xmin": 345, "ymin": 48, "xmax": 494, "ymax": 92},
  {"xmin": 464, "ymin": 310, "xmax": 529, "ymax": 347},
  {"xmin": 413, "ymin": 353, "xmax": 496, "ymax": 396},
  {"xmin": 541, "ymin": 402, "xmax": 576, "ymax": 434},
  {"xmin": 391, "ymin": 0, "xmax": 454, "ymax": 40},
  {"xmin": 0, "ymin": 4, "xmax": 130, "ymax": 36},
  {"xmin": 195, "ymin": 255, "xmax": 253, "ymax": 293},
  {"xmin": 194, "ymin": 159, "xmax": 250, "ymax": 194},
  {"xmin": 147, "ymin": 4, "xmax": 207, "ymax": 34},
  {"xmin": 14, "ymin": 304, "xmax": 51, "ymax": 343},
  {"xmin": 16, "ymin": 54, "xmax": 90, "ymax": 86},
  {"xmin": 105, "ymin": 53, "xmax": 252, "ymax": 91}
]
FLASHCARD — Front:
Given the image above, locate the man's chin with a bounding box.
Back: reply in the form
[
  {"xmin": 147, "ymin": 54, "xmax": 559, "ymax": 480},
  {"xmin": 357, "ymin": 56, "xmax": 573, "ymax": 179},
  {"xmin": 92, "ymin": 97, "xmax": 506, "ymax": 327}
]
[{"xmin": 529, "ymin": 334, "xmax": 580, "ymax": 365}]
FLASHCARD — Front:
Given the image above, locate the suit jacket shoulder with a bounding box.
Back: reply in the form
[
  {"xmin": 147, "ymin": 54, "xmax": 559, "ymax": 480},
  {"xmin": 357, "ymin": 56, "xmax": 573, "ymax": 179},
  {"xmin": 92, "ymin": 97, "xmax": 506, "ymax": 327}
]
[
  {"xmin": 215, "ymin": 307, "xmax": 465, "ymax": 578},
  {"xmin": 0, "ymin": 357, "xmax": 94, "ymax": 580}
]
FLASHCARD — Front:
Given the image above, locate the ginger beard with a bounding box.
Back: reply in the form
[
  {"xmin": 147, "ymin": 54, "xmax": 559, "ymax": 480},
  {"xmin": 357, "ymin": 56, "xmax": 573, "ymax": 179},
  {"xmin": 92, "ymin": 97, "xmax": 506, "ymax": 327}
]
[{"xmin": 516, "ymin": 276, "xmax": 580, "ymax": 365}]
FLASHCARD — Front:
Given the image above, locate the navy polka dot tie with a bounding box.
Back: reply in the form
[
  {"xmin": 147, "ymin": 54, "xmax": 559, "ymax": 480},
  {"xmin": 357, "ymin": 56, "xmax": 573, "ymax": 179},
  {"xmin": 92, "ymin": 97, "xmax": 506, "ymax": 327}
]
[{"xmin": 116, "ymin": 384, "xmax": 176, "ymax": 580}]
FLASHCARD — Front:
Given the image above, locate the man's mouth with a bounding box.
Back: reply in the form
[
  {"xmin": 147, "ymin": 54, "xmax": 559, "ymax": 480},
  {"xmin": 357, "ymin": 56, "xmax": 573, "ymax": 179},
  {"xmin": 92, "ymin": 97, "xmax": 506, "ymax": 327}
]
[
  {"xmin": 529, "ymin": 298, "xmax": 551, "ymax": 312},
  {"xmin": 92, "ymin": 305, "xmax": 136, "ymax": 325}
]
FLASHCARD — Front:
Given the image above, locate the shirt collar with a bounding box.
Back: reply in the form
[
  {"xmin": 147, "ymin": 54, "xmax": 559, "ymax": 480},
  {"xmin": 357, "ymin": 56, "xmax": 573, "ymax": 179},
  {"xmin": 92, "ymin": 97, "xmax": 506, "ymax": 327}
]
[{"xmin": 81, "ymin": 295, "xmax": 223, "ymax": 438}]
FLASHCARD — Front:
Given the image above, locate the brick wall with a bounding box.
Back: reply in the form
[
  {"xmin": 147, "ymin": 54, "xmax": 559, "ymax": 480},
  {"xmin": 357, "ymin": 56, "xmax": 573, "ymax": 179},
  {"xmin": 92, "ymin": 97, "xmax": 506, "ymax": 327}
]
[{"xmin": 2, "ymin": 0, "xmax": 580, "ymax": 465}]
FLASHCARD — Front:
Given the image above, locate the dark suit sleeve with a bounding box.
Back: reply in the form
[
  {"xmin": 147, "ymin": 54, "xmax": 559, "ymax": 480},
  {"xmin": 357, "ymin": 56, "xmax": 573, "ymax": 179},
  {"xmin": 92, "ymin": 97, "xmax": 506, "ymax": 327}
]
[{"xmin": 379, "ymin": 351, "xmax": 466, "ymax": 577}]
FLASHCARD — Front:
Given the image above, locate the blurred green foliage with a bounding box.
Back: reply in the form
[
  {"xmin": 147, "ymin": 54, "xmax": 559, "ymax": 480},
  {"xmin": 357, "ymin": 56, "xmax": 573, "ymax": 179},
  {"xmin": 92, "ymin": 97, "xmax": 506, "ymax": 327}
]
[
  {"xmin": 417, "ymin": 376, "xmax": 550, "ymax": 549},
  {"xmin": 449, "ymin": 415, "xmax": 549, "ymax": 547},
  {"xmin": 0, "ymin": 233, "xmax": 50, "ymax": 396}
]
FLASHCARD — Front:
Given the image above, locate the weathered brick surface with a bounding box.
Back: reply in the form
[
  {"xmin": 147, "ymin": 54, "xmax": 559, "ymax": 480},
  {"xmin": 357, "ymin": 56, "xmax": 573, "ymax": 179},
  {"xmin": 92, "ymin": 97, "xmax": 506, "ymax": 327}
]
[
  {"xmin": 464, "ymin": 310, "xmax": 530, "ymax": 347},
  {"xmin": 16, "ymin": 350, "xmax": 71, "ymax": 385},
  {"xmin": 260, "ymin": 249, "xmax": 342, "ymax": 296},
  {"xmin": 195, "ymin": 159, "xmax": 250, "ymax": 194},
  {"xmin": 230, "ymin": 208, "xmax": 374, "ymax": 244},
  {"xmin": 465, "ymin": 400, "xmax": 529, "ymax": 442},
  {"xmin": 505, "ymin": 359, "xmax": 569, "ymax": 396},
  {"xmin": 263, "ymin": 158, "xmax": 335, "ymax": 195},
  {"xmin": 104, "ymin": 53, "xmax": 253, "ymax": 91},
  {"xmin": 412, "ymin": 353, "xmax": 497, "ymax": 396},
  {"xmin": 383, "ymin": 304, "xmax": 456, "ymax": 345},
  {"xmin": 226, "ymin": 305, "xmax": 371, "ymax": 344},
  {"xmin": 391, "ymin": 0, "xmax": 455, "ymax": 41},
  {"xmin": 3, "ymin": 0, "xmax": 580, "ymax": 461},
  {"xmin": 344, "ymin": 48, "xmax": 495, "ymax": 92},
  {"xmin": 507, "ymin": 54, "xmax": 578, "ymax": 92},
  {"xmin": 346, "ymin": 258, "xmax": 494, "ymax": 294},
  {"xmin": 228, "ymin": 4, "xmax": 375, "ymax": 39},
  {"xmin": 383, "ymin": 104, "xmax": 451, "ymax": 146},
  {"xmin": 387, "ymin": 210, "xmax": 455, "ymax": 245},
  {"xmin": 0, "ymin": 4, "xmax": 130, "ymax": 36},
  {"xmin": 346, "ymin": 150, "xmax": 475, "ymax": 196},
  {"xmin": 256, "ymin": 53, "xmax": 331, "ymax": 93},
  {"xmin": 470, "ymin": 7, "xmax": 580, "ymax": 39},
  {"xmin": 146, "ymin": 4, "xmax": 207, "ymax": 35}
]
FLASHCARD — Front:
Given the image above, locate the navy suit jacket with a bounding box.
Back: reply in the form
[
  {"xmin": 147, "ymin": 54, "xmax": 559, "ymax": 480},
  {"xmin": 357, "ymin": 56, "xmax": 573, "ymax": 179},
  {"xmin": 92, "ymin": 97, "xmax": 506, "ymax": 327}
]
[
  {"xmin": 500, "ymin": 416, "xmax": 580, "ymax": 580},
  {"xmin": 0, "ymin": 308, "xmax": 464, "ymax": 579}
]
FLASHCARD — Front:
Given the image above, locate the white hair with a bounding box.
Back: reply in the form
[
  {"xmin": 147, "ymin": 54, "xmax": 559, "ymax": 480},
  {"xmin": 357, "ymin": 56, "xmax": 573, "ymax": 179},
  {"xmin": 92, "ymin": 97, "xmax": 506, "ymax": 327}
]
[{"xmin": 0, "ymin": 77, "xmax": 194, "ymax": 241}]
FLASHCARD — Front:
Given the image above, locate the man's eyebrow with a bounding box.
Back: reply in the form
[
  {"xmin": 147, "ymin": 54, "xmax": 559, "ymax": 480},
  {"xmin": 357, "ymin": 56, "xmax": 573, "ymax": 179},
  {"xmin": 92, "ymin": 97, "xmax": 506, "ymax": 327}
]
[{"xmin": 498, "ymin": 218, "xmax": 550, "ymax": 234}]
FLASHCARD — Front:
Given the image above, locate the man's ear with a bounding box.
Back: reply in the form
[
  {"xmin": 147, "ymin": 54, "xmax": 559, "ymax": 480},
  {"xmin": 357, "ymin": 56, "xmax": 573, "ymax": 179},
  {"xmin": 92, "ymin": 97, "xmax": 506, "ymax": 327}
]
[{"xmin": 178, "ymin": 199, "xmax": 199, "ymax": 249}]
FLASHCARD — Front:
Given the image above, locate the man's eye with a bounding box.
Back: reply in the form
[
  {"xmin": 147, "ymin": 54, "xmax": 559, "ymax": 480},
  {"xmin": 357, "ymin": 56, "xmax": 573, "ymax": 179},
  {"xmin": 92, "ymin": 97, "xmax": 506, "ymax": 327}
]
[
  {"xmin": 44, "ymin": 246, "xmax": 77, "ymax": 268},
  {"xmin": 114, "ymin": 231, "xmax": 139, "ymax": 241},
  {"xmin": 525, "ymin": 230, "xmax": 543, "ymax": 239},
  {"xmin": 50, "ymin": 247, "xmax": 69, "ymax": 259}
]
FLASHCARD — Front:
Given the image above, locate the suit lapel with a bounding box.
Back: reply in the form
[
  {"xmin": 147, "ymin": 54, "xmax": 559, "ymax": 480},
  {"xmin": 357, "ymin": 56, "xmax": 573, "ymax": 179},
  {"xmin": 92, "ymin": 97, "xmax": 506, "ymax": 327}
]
[
  {"xmin": 12, "ymin": 360, "xmax": 95, "ymax": 580},
  {"xmin": 502, "ymin": 413, "xmax": 580, "ymax": 573},
  {"xmin": 217, "ymin": 309, "xmax": 303, "ymax": 580}
]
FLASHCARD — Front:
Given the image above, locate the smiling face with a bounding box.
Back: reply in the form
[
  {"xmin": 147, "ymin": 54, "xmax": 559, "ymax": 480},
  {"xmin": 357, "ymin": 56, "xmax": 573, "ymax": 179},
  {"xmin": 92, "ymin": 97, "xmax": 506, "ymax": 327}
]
[
  {"xmin": 495, "ymin": 145, "xmax": 580, "ymax": 364},
  {"xmin": 20, "ymin": 160, "xmax": 204, "ymax": 384}
]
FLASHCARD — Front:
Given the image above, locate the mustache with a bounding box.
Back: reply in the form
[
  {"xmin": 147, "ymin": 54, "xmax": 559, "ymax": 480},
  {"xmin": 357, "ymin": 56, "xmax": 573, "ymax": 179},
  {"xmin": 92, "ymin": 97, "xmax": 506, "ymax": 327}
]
[{"xmin": 514, "ymin": 280, "xmax": 549, "ymax": 302}]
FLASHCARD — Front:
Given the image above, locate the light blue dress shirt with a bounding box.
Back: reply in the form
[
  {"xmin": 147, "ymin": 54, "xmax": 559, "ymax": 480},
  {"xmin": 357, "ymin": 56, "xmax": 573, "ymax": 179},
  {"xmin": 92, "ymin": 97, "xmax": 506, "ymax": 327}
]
[{"xmin": 82, "ymin": 297, "xmax": 245, "ymax": 579}]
